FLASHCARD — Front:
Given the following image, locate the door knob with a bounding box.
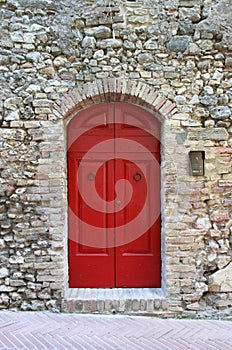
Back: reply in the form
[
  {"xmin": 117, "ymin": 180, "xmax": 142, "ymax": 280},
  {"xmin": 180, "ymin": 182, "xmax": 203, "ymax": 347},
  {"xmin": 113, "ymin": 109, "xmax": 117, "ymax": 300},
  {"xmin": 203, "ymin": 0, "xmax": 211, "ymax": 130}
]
[
  {"xmin": 115, "ymin": 200, "xmax": 121, "ymax": 206},
  {"xmin": 87, "ymin": 172, "xmax": 95, "ymax": 181},
  {"xmin": 133, "ymin": 172, "xmax": 142, "ymax": 182}
]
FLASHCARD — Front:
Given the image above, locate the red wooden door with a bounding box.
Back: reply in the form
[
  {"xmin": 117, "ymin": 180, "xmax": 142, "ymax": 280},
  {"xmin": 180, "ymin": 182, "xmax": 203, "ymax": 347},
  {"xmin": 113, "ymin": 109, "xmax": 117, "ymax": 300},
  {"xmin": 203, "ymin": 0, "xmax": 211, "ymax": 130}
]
[{"xmin": 68, "ymin": 103, "xmax": 161, "ymax": 288}]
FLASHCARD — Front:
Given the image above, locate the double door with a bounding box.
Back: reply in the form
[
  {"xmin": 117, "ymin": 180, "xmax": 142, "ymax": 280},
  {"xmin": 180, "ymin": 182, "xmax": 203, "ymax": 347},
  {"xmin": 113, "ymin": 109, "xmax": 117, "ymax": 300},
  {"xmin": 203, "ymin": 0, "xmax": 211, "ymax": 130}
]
[{"xmin": 68, "ymin": 103, "xmax": 161, "ymax": 288}]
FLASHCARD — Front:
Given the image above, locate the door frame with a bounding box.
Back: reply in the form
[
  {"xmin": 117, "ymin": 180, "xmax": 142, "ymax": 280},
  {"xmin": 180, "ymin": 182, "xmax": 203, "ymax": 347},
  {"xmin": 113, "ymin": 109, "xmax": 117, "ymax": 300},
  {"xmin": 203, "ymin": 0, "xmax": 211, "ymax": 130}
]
[{"xmin": 65, "ymin": 101, "xmax": 166, "ymax": 295}]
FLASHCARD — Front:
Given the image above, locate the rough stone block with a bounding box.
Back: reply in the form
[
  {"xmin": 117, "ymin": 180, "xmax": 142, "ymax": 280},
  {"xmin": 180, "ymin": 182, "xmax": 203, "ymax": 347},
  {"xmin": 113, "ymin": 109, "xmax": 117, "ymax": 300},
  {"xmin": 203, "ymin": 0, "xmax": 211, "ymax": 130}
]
[
  {"xmin": 208, "ymin": 262, "xmax": 232, "ymax": 292},
  {"xmin": 166, "ymin": 36, "xmax": 191, "ymax": 53},
  {"xmin": 189, "ymin": 128, "xmax": 229, "ymax": 141},
  {"xmin": 210, "ymin": 106, "xmax": 231, "ymax": 120}
]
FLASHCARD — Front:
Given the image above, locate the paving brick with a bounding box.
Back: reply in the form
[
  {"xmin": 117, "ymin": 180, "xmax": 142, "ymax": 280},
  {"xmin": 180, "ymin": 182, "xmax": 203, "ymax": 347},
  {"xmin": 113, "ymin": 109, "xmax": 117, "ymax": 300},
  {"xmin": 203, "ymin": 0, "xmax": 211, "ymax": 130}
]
[{"xmin": 1, "ymin": 312, "xmax": 231, "ymax": 349}]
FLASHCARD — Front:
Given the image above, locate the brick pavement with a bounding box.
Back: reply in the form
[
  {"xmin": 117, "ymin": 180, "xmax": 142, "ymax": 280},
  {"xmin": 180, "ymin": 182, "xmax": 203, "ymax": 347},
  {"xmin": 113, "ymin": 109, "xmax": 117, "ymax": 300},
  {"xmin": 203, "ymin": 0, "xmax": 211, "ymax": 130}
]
[{"xmin": 0, "ymin": 312, "xmax": 231, "ymax": 350}]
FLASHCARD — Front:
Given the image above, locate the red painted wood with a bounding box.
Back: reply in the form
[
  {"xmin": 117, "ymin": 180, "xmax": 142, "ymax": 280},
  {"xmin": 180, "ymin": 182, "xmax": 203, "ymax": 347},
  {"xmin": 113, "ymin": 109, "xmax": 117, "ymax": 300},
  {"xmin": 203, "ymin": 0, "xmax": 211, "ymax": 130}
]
[
  {"xmin": 68, "ymin": 105, "xmax": 115, "ymax": 287},
  {"xmin": 114, "ymin": 103, "xmax": 161, "ymax": 287},
  {"xmin": 68, "ymin": 103, "xmax": 161, "ymax": 288}
]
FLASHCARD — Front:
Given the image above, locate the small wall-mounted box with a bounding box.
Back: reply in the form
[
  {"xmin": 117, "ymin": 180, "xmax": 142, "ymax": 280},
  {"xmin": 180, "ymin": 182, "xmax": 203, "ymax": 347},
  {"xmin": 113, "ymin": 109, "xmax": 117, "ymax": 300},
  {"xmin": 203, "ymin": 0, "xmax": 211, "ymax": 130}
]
[{"xmin": 189, "ymin": 151, "xmax": 205, "ymax": 176}]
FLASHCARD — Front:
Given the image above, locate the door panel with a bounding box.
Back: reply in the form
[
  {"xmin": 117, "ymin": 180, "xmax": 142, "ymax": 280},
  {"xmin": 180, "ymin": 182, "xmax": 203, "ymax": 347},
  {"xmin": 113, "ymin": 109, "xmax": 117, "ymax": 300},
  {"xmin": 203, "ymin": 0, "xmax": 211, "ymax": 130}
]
[
  {"xmin": 68, "ymin": 154, "xmax": 115, "ymax": 287},
  {"xmin": 114, "ymin": 157, "xmax": 160, "ymax": 287},
  {"xmin": 68, "ymin": 103, "xmax": 161, "ymax": 288},
  {"xmin": 68, "ymin": 105, "xmax": 115, "ymax": 288},
  {"xmin": 114, "ymin": 103, "xmax": 161, "ymax": 287}
]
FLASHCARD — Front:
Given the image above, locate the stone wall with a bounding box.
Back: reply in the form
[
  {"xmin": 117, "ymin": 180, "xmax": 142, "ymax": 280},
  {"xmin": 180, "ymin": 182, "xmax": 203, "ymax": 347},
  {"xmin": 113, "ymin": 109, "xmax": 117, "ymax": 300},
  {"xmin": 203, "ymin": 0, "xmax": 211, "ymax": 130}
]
[{"xmin": 0, "ymin": 0, "xmax": 231, "ymax": 318}]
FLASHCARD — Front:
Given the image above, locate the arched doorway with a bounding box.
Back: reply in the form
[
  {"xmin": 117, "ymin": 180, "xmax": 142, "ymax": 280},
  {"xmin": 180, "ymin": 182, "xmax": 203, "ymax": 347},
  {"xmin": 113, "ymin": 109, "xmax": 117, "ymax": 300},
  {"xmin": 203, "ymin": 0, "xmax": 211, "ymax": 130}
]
[{"xmin": 68, "ymin": 102, "xmax": 161, "ymax": 288}]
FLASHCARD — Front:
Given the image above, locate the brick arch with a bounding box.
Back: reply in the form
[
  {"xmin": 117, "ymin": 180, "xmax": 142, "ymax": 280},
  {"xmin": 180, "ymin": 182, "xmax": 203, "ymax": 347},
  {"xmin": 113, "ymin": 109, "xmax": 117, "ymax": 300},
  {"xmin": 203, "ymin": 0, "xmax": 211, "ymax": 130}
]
[{"xmin": 53, "ymin": 78, "xmax": 176, "ymax": 121}]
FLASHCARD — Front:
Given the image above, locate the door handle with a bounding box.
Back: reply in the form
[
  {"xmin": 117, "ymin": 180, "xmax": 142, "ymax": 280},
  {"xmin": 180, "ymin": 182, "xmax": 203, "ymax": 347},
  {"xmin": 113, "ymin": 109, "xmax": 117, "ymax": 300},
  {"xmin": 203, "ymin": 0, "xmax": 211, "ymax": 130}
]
[
  {"xmin": 133, "ymin": 172, "xmax": 142, "ymax": 182},
  {"xmin": 115, "ymin": 200, "xmax": 121, "ymax": 206}
]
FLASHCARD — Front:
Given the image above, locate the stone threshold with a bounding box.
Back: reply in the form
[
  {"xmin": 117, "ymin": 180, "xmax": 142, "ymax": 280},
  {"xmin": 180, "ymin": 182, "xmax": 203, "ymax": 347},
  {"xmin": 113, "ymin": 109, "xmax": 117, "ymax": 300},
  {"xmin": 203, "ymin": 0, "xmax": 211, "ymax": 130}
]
[{"xmin": 61, "ymin": 288, "xmax": 168, "ymax": 315}]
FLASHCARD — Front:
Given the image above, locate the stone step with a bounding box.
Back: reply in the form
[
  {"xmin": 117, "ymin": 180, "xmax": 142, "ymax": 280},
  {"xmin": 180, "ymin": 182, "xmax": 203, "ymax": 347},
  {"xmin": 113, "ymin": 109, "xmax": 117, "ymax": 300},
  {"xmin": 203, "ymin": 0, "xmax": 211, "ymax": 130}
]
[{"xmin": 61, "ymin": 288, "xmax": 169, "ymax": 315}]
